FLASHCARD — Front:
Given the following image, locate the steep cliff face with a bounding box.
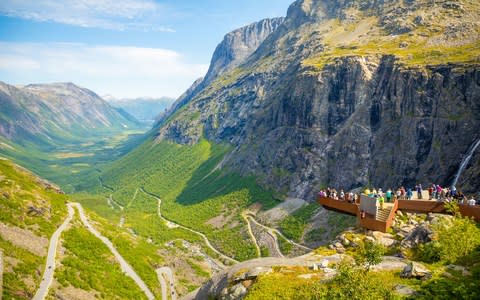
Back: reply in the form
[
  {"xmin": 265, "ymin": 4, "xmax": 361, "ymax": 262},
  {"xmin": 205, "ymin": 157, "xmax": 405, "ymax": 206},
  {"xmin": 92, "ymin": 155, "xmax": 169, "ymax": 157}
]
[
  {"xmin": 156, "ymin": 18, "xmax": 284, "ymax": 127},
  {"xmin": 156, "ymin": 0, "xmax": 480, "ymax": 199},
  {"xmin": 203, "ymin": 17, "xmax": 284, "ymax": 84}
]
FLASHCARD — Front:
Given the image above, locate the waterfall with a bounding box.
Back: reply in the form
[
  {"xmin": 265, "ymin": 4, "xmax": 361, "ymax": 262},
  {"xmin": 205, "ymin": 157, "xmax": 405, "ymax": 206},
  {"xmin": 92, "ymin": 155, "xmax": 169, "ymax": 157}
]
[{"xmin": 452, "ymin": 138, "xmax": 480, "ymax": 187}]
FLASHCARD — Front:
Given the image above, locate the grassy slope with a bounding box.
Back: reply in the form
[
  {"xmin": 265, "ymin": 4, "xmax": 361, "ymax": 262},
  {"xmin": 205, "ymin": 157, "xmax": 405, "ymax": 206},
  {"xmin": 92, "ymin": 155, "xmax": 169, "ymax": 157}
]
[
  {"xmin": 0, "ymin": 158, "xmax": 68, "ymax": 299},
  {"xmin": 0, "ymin": 128, "xmax": 147, "ymax": 193},
  {"xmin": 0, "ymin": 158, "xmax": 156, "ymax": 299},
  {"xmin": 302, "ymin": 11, "xmax": 480, "ymax": 71},
  {"xmin": 53, "ymin": 218, "xmax": 147, "ymax": 299},
  {"xmin": 82, "ymin": 139, "xmax": 279, "ymax": 261}
]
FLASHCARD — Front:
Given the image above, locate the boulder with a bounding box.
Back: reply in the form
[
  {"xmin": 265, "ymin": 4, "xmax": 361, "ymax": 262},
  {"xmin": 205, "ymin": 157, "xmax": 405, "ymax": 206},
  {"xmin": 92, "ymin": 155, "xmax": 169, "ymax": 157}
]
[
  {"xmin": 400, "ymin": 225, "xmax": 433, "ymax": 250},
  {"xmin": 399, "ymin": 225, "xmax": 415, "ymax": 236},
  {"xmin": 371, "ymin": 231, "xmax": 394, "ymax": 240},
  {"xmin": 395, "ymin": 284, "xmax": 417, "ymax": 296},
  {"xmin": 322, "ymin": 267, "xmax": 337, "ymax": 277},
  {"xmin": 335, "ymin": 245, "xmax": 346, "ymax": 254},
  {"xmin": 401, "ymin": 262, "xmax": 432, "ymax": 279},
  {"xmin": 233, "ymin": 267, "xmax": 272, "ymax": 282},
  {"xmin": 241, "ymin": 280, "xmax": 254, "ymax": 289},
  {"xmin": 377, "ymin": 237, "xmax": 398, "ymax": 247},
  {"xmin": 230, "ymin": 283, "xmax": 247, "ymax": 299},
  {"xmin": 447, "ymin": 265, "xmax": 472, "ymax": 276}
]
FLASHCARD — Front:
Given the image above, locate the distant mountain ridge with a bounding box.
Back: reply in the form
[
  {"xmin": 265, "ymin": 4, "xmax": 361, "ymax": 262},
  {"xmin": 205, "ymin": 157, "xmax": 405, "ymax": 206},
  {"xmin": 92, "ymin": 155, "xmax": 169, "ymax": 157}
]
[
  {"xmin": 0, "ymin": 81, "xmax": 140, "ymax": 148},
  {"xmin": 105, "ymin": 96, "xmax": 174, "ymax": 125}
]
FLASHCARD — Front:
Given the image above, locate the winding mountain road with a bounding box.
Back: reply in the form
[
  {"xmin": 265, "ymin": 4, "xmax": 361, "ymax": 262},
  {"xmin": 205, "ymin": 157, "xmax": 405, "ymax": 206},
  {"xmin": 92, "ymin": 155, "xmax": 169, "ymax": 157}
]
[
  {"xmin": 72, "ymin": 203, "xmax": 155, "ymax": 300},
  {"xmin": 241, "ymin": 212, "xmax": 261, "ymax": 258},
  {"xmin": 157, "ymin": 267, "xmax": 176, "ymax": 300},
  {"xmin": 244, "ymin": 214, "xmax": 284, "ymax": 258},
  {"xmin": 140, "ymin": 188, "xmax": 238, "ymax": 264},
  {"xmin": 33, "ymin": 204, "xmax": 75, "ymax": 300},
  {"xmin": 109, "ymin": 194, "xmax": 125, "ymax": 211},
  {"xmin": 245, "ymin": 212, "xmax": 312, "ymax": 252}
]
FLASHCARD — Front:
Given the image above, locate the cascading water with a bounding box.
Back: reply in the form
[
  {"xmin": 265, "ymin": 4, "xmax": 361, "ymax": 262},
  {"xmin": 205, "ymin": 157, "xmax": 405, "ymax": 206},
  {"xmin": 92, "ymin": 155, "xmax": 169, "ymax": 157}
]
[{"xmin": 452, "ymin": 138, "xmax": 480, "ymax": 187}]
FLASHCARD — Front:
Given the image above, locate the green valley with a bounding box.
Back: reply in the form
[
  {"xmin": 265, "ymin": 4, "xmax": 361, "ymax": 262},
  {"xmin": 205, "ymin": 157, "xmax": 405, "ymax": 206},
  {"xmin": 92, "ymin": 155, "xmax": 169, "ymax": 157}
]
[{"xmin": 2, "ymin": 0, "xmax": 480, "ymax": 299}]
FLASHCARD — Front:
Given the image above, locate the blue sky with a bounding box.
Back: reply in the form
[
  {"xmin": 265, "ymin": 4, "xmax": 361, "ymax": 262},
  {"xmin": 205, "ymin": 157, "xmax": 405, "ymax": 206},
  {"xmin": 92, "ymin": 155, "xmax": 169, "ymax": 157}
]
[{"xmin": 0, "ymin": 0, "xmax": 292, "ymax": 99}]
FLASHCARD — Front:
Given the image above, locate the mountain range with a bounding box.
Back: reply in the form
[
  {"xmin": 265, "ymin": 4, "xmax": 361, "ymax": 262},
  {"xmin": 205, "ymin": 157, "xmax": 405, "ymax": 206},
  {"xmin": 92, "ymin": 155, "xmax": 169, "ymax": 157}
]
[
  {"xmin": 0, "ymin": 82, "xmax": 140, "ymax": 149},
  {"xmin": 105, "ymin": 96, "xmax": 174, "ymax": 125},
  {"xmin": 1, "ymin": 0, "xmax": 480, "ymax": 298}
]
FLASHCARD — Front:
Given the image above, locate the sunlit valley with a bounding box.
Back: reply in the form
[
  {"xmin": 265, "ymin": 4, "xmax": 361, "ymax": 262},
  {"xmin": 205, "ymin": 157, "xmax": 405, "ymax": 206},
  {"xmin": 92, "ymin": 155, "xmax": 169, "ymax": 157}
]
[{"xmin": 0, "ymin": 0, "xmax": 479, "ymax": 299}]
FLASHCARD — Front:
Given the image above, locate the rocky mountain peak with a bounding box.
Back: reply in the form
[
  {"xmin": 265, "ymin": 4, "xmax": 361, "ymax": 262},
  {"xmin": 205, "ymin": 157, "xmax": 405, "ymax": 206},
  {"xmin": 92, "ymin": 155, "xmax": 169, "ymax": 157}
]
[
  {"xmin": 203, "ymin": 17, "xmax": 284, "ymax": 84},
  {"xmin": 155, "ymin": 17, "xmax": 284, "ymax": 128}
]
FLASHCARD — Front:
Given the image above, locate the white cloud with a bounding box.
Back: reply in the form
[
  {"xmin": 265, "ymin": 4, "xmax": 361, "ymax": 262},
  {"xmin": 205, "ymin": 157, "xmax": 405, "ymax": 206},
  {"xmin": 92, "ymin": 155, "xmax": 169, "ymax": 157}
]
[
  {"xmin": 0, "ymin": 0, "xmax": 174, "ymax": 32},
  {"xmin": 0, "ymin": 42, "xmax": 208, "ymax": 98}
]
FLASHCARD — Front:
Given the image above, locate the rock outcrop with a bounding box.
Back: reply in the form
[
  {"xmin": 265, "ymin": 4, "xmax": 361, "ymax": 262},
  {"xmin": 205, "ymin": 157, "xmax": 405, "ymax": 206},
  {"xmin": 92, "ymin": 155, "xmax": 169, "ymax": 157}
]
[
  {"xmin": 401, "ymin": 262, "xmax": 432, "ymax": 280},
  {"xmin": 155, "ymin": 18, "xmax": 284, "ymax": 129},
  {"xmin": 204, "ymin": 18, "xmax": 284, "ymax": 85}
]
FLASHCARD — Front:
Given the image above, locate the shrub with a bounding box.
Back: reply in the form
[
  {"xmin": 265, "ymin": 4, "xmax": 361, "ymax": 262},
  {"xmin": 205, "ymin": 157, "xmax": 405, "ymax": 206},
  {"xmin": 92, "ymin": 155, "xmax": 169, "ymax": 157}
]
[
  {"xmin": 430, "ymin": 215, "xmax": 480, "ymax": 264},
  {"xmin": 327, "ymin": 262, "xmax": 394, "ymax": 299},
  {"xmin": 354, "ymin": 240, "xmax": 385, "ymax": 270}
]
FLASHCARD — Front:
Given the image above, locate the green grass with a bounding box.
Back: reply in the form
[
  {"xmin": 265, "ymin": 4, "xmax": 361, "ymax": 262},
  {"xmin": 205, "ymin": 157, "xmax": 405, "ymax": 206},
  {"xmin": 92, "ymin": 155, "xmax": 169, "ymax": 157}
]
[
  {"xmin": 305, "ymin": 227, "xmax": 327, "ymax": 242},
  {"xmin": 0, "ymin": 158, "xmax": 70, "ymax": 299},
  {"xmin": 84, "ymin": 138, "xmax": 280, "ymax": 261},
  {"xmin": 279, "ymin": 203, "xmax": 320, "ymax": 242},
  {"xmin": 0, "ymin": 127, "xmax": 147, "ymax": 194},
  {"xmin": 245, "ymin": 267, "xmax": 325, "ymax": 300},
  {"xmin": 0, "ymin": 237, "xmax": 44, "ymax": 300},
  {"xmin": 277, "ymin": 235, "xmax": 293, "ymax": 255},
  {"xmin": 302, "ymin": 15, "xmax": 480, "ymax": 71},
  {"xmin": 55, "ymin": 223, "xmax": 147, "ymax": 299},
  {"xmin": 0, "ymin": 159, "xmax": 68, "ymax": 236}
]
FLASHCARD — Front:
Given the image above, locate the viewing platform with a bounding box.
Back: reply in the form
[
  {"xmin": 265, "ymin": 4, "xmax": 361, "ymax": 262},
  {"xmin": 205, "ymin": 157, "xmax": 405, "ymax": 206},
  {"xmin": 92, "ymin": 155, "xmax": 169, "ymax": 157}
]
[{"xmin": 318, "ymin": 195, "xmax": 480, "ymax": 233}]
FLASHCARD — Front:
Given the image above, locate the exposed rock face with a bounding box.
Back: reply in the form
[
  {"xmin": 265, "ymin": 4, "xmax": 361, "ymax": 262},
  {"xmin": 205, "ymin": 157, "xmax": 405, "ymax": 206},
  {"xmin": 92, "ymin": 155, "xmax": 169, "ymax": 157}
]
[
  {"xmin": 155, "ymin": 18, "xmax": 284, "ymax": 129},
  {"xmin": 204, "ymin": 18, "xmax": 284, "ymax": 84},
  {"xmin": 155, "ymin": 0, "xmax": 480, "ymax": 200}
]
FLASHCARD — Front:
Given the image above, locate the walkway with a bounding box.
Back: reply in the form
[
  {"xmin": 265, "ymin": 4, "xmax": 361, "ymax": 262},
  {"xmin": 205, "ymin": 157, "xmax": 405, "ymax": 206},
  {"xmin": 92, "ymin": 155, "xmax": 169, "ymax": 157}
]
[
  {"xmin": 33, "ymin": 204, "xmax": 75, "ymax": 300},
  {"xmin": 319, "ymin": 193, "xmax": 480, "ymax": 232}
]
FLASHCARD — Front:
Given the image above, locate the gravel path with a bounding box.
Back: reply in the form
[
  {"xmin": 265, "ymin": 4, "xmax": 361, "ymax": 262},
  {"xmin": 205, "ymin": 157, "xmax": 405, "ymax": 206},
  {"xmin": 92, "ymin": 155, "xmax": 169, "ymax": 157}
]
[{"xmin": 33, "ymin": 204, "xmax": 75, "ymax": 300}]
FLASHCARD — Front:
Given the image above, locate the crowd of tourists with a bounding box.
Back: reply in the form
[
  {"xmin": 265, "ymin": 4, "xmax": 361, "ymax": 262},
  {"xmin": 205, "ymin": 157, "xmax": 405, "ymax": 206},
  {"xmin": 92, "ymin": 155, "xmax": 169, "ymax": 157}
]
[{"xmin": 318, "ymin": 184, "xmax": 479, "ymax": 207}]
